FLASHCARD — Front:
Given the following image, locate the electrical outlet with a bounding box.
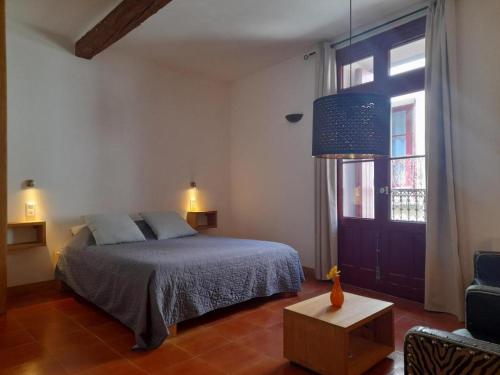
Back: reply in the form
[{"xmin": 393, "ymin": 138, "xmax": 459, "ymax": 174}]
[{"xmin": 25, "ymin": 201, "xmax": 36, "ymax": 219}]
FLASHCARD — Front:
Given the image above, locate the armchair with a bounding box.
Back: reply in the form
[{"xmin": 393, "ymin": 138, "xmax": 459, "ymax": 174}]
[
  {"xmin": 404, "ymin": 327, "xmax": 500, "ymax": 375},
  {"xmin": 404, "ymin": 251, "xmax": 500, "ymax": 374},
  {"xmin": 466, "ymin": 251, "xmax": 500, "ymax": 344}
]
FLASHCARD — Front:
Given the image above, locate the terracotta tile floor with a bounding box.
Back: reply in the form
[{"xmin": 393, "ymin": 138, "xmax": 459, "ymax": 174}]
[{"xmin": 1, "ymin": 278, "xmax": 463, "ymax": 374}]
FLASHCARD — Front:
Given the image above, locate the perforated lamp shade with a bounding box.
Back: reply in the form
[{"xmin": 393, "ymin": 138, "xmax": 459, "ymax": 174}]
[{"xmin": 312, "ymin": 93, "xmax": 391, "ymax": 159}]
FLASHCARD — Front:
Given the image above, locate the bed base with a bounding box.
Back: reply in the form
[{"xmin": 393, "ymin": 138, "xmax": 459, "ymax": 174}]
[
  {"xmin": 58, "ymin": 280, "xmax": 73, "ymax": 293},
  {"xmin": 168, "ymin": 324, "xmax": 177, "ymax": 337},
  {"xmin": 164, "ymin": 291, "xmax": 297, "ymax": 338}
]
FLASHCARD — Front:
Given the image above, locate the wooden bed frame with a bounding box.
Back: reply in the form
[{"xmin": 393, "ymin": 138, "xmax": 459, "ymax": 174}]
[{"xmin": 168, "ymin": 324, "xmax": 177, "ymax": 336}]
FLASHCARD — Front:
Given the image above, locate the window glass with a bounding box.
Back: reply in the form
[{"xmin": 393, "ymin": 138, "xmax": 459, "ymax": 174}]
[
  {"xmin": 342, "ymin": 57, "xmax": 374, "ymax": 89},
  {"xmin": 390, "ymin": 91, "xmax": 425, "ymax": 157},
  {"xmin": 390, "ymin": 91, "xmax": 426, "ymax": 222},
  {"xmin": 390, "ymin": 38, "xmax": 425, "ymax": 76},
  {"xmin": 342, "ymin": 160, "xmax": 375, "ymax": 219},
  {"xmin": 390, "ymin": 156, "xmax": 426, "ymax": 222},
  {"xmin": 392, "ymin": 137, "xmax": 406, "ymax": 157}
]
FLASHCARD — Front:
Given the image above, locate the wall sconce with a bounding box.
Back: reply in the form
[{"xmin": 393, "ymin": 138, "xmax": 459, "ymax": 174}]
[
  {"xmin": 285, "ymin": 113, "xmax": 303, "ymax": 124},
  {"xmin": 22, "ymin": 179, "xmax": 38, "ymax": 221},
  {"xmin": 189, "ymin": 181, "xmax": 198, "ymax": 212},
  {"xmin": 23, "ymin": 179, "xmax": 35, "ymax": 189}
]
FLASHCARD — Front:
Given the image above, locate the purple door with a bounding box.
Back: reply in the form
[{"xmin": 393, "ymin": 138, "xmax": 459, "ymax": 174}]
[{"xmin": 336, "ymin": 18, "xmax": 426, "ymax": 302}]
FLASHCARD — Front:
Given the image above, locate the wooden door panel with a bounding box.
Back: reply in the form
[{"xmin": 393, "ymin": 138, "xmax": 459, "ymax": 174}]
[
  {"xmin": 359, "ymin": 229, "xmax": 378, "ymax": 289},
  {"xmin": 412, "ymin": 233, "xmax": 426, "ymax": 281},
  {"xmin": 339, "ymin": 226, "xmax": 361, "ymax": 285},
  {"xmin": 339, "ymin": 221, "xmax": 426, "ymax": 302},
  {"xmin": 379, "ymin": 227, "xmax": 425, "ymax": 301},
  {"xmin": 385, "ymin": 231, "xmax": 413, "ymax": 279},
  {"xmin": 411, "ymin": 232, "xmax": 425, "ymax": 301},
  {"xmin": 360, "ymin": 229, "xmax": 378, "ymax": 269},
  {"xmin": 339, "ymin": 224, "xmax": 378, "ymax": 289}
]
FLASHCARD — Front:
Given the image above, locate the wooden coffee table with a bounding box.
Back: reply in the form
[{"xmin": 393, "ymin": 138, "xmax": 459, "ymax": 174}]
[{"xmin": 284, "ymin": 292, "xmax": 394, "ymax": 375}]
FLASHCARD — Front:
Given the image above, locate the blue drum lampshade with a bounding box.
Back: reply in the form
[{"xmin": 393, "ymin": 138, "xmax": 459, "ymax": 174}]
[{"xmin": 312, "ymin": 93, "xmax": 391, "ymax": 159}]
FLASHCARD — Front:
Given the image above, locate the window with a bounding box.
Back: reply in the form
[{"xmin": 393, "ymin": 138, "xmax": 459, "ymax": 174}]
[
  {"xmin": 342, "ymin": 56, "xmax": 374, "ymax": 89},
  {"xmin": 336, "ymin": 17, "xmax": 426, "ymax": 223},
  {"xmin": 390, "ymin": 38, "xmax": 426, "ymax": 76}
]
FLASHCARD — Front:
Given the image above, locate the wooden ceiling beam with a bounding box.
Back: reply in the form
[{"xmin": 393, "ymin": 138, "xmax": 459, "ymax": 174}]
[{"xmin": 75, "ymin": 0, "xmax": 173, "ymax": 60}]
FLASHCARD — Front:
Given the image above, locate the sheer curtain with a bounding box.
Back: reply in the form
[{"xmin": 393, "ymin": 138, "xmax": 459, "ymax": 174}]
[
  {"xmin": 425, "ymin": 0, "xmax": 465, "ymax": 320},
  {"xmin": 314, "ymin": 43, "xmax": 339, "ymax": 280}
]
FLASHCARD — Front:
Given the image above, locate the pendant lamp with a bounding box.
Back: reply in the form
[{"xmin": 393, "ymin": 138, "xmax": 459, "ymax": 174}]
[{"xmin": 312, "ymin": 0, "xmax": 390, "ymax": 159}]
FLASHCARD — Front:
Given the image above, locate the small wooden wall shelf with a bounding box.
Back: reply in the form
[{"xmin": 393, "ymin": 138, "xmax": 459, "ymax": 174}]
[
  {"xmin": 187, "ymin": 211, "xmax": 217, "ymax": 230},
  {"xmin": 7, "ymin": 222, "xmax": 46, "ymax": 250}
]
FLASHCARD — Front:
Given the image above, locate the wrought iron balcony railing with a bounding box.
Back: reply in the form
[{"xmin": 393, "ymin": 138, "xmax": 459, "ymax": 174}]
[{"xmin": 391, "ymin": 188, "xmax": 426, "ymax": 222}]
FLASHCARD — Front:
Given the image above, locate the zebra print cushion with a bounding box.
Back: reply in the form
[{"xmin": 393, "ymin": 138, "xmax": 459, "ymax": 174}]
[{"xmin": 404, "ymin": 327, "xmax": 500, "ymax": 375}]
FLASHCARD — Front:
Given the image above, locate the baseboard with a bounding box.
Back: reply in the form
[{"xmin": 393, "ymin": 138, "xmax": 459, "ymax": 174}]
[{"xmin": 7, "ymin": 279, "xmax": 58, "ymax": 297}]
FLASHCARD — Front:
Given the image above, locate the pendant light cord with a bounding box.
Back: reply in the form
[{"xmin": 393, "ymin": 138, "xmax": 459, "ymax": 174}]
[
  {"xmin": 349, "ymin": 0, "xmax": 352, "ymax": 46},
  {"xmin": 349, "ymin": 0, "xmax": 353, "ymax": 87}
]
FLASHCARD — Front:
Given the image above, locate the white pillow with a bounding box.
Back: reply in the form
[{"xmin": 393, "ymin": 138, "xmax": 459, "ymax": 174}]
[
  {"xmin": 70, "ymin": 224, "xmax": 87, "ymax": 236},
  {"xmin": 84, "ymin": 214, "xmax": 146, "ymax": 246},
  {"xmin": 141, "ymin": 211, "xmax": 197, "ymax": 240}
]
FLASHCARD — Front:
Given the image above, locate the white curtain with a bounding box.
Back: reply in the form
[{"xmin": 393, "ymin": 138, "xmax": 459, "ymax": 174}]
[
  {"xmin": 314, "ymin": 43, "xmax": 339, "ymax": 280},
  {"xmin": 425, "ymin": 0, "xmax": 465, "ymax": 320}
]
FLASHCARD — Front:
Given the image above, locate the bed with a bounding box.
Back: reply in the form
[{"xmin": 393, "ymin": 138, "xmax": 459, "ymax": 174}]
[{"xmin": 55, "ymin": 221, "xmax": 304, "ymax": 350}]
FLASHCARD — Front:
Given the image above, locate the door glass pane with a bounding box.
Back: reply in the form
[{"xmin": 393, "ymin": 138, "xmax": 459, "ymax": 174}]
[
  {"xmin": 342, "ymin": 57, "xmax": 374, "ymax": 89},
  {"xmin": 390, "ymin": 91, "xmax": 426, "ymax": 222},
  {"xmin": 390, "ymin": 38, "xmax": 425, "ymax": 76},
  {"xmin": 391, "ymin": 91, "xmax": 425, "ymax": 157},
  {"xmin": 343, "ymin": 160, "xmax": 374, "ymax": 219}
]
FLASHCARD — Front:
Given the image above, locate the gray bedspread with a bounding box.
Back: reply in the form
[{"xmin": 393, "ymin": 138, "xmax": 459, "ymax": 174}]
[{"xmin": 55, "ymin": 229, "xmax": 304, "ymax": 350}]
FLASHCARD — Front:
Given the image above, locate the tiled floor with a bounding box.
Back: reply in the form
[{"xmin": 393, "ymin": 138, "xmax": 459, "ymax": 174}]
[{"xmin": 0, "ymin": 278, "xmax": 463, "ymax": 374}]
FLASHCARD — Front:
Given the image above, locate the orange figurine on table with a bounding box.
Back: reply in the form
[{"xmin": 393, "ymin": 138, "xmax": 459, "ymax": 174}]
[{"xmin": 326, "ymin": 265, "xmax": 344, "ymax": 308}]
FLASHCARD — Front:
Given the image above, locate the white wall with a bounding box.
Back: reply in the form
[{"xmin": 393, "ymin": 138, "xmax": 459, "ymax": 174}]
[
  {"xmin": 455, "ymin": 0, "xmax": 500, "ymax": 282},
  {"xmin": 229, "ymin": 53, "xmax": 317, "ymax": 268},
  {"xmin": 7, "ymin": 21, "xmax": 230, "ymax": 286}
]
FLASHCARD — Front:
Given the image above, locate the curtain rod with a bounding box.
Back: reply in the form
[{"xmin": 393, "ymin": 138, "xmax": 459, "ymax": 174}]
[{"xmin": 330, "ymin": 6, "xmax": 428, "ymax": 48}]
